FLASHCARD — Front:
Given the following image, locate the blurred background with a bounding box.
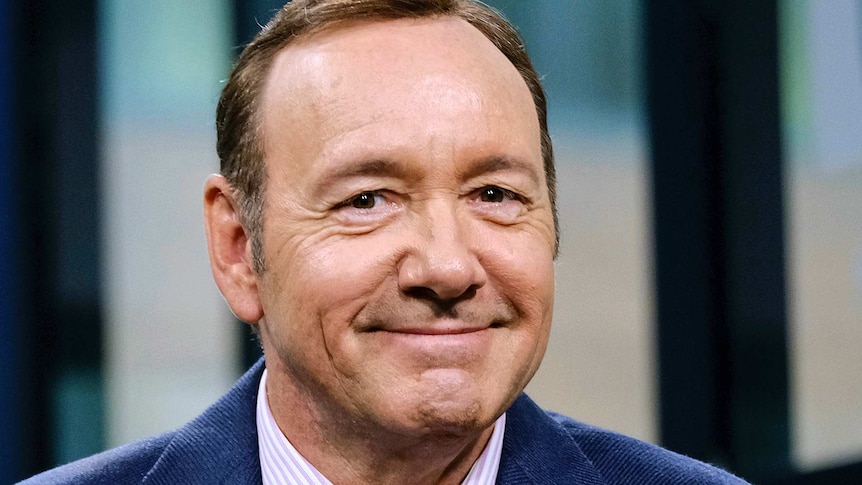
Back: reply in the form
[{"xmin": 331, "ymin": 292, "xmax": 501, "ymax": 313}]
[{"xmin": 1, "ymin": 0, "xmax": 860, "ymax": 483}]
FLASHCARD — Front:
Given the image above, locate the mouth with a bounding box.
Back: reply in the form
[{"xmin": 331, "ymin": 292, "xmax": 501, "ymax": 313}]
[
  {"xmin": 366, "ymin": 321, "xmax": 504, "ymax": 336},
  {"xmin": 359, "ymin": 320, "xmax": 506, "ymax": 362}
]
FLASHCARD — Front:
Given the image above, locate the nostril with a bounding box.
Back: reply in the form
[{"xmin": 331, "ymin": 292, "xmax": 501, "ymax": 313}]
[
  {"xmin": 459, "ymin": 285, "xmax": 478, "ymax": 300},
  {"xmin": 402, "ymin": 284, "xmax": 480, "ymax": 317},
  {"xmin": 403, "ymin": 284, "xmax": 478, "ymax": 302},
  {"xmin": 403, "ymin": 286, "xmax": 439, "ymax": 301}
]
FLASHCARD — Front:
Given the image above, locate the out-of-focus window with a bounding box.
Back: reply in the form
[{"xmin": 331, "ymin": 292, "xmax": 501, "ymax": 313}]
[
  {"xmin": 98, "ymin": 0, "xmax": 239, "ymax": 447},
  {"xmin": 780, "ymin": 0, "xmax": 862, "ymax": 471}
]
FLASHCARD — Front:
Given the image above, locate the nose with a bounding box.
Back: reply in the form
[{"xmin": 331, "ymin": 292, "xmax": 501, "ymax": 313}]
[{"xmin": 398, "ymin": 203, "xmax": 487, "ymax": 302}]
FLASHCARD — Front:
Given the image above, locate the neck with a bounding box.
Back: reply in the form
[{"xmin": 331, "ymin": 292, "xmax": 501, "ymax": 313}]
[{"xmin": 264, "ymin": 366, "xmax": 498, "ymax": 485}]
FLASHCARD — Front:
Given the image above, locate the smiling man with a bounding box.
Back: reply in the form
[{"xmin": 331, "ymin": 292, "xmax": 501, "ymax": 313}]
[
  {"xmin": 207, "ymin": 13, "xmax": 555, "ymax": 483},
  {"xmin": 22, "ymin": 1, "xmax": 749, "ymax": 484}
]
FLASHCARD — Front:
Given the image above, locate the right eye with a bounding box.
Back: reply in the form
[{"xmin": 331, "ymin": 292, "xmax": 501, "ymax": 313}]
[
  {"xmin": 332, "ymin": 190, "xmax": 400, "ymax": 226},
  {"xmin": 348, "ymin": 191, "xmax": 381, "ymax": 209}
]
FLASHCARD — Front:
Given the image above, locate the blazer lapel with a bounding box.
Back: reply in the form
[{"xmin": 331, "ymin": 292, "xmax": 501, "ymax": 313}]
[
  {"xmin": 497, "ymin": 394, "xmax": 607, "ymax": 485},
  {"xmin": 142, "ymin": 359, "xmax": 266, "ymax": 485}
]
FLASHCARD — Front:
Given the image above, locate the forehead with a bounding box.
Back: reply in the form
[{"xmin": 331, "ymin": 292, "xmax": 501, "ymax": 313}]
[
  {"xmin": 263, "ymin": 15, "xmax": 528, "ymax": 96},
  {"xmin": 258, "ymin": 16, "xmax": 540, "ymax": 175}
]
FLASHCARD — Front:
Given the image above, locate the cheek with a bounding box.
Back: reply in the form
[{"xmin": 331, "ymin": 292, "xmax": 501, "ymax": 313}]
[
  {"xmin": 480, "ymin": 228, "xmax": 555, "ymax": 337},
  {"xmin": 511, "ymin": 260, "xmax": 554, "ymax": 336},
  {"xmin": 282, "ymin": 234, "xmax": 402, "ymax": 326},
  {"xmin": 481, "ymin": 225, "xmax": 555, "ymax": 294},
  {"xmin": 259, "ymin": 233, "xmax": 405, "ymax": 379},
  {"xmin": 512, "ymin": 255, "xmax": 554, "ymax": 372}
]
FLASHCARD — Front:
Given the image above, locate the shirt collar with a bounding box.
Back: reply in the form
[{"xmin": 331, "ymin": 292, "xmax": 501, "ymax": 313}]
[{"xmin": 256, "ymin": 368, "xmax": 505, "ymax": 485}]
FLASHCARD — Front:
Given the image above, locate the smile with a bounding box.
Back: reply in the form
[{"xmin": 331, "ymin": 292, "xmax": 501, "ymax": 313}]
[
  {"xmin": 366, "ymin": 320, "xmax": 504, "ymax": 336},
  {"xmin": 363, "ymin": 324, "xmax": 500, "ymax": 359}
]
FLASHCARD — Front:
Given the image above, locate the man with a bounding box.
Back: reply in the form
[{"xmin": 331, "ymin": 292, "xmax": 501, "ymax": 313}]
[{"xmin": 22, "ymin": 0, "xmax": 749, "ymax": 483}]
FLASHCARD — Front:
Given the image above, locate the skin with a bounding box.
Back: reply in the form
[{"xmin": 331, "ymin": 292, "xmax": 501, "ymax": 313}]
[{"xmin": 204, "ymin": 17, "xmax": 556, "ymax": 485}]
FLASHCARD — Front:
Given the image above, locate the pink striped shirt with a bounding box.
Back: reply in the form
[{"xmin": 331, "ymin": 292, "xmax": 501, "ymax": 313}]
[{"xmin": 257, "ymin": 369, "xmax": 505, "ymax": 485}]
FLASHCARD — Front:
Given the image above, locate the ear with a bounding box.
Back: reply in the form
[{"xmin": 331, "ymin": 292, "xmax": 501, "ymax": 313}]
[{"xmin": 203, "ymin": 174, "xmax": 264, "ymax": 323}]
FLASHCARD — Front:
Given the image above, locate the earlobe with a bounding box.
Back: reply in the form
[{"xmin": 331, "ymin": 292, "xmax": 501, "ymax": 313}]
[{"xmin": 203, "ymin": 174, "xmax": 264, "ymax": 323}]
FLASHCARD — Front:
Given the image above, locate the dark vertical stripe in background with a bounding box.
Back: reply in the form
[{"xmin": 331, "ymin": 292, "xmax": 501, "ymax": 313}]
[
  {"xmin": 5, "ymin": 0, "xmax": 103, "ymax": 479},
  {"xmin": 647, "ymin": 0, "xmax": 791, "ymax": 480},
  {"xmin": 0, "ymin": 0, "xmax": 22, "ymax": 481}
]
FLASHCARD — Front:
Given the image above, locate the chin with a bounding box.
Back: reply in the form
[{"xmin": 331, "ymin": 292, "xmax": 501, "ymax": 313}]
[
  {"xmin": 411, "ymin": 399, "xmax": 490, "ymax": 437},
  {"xmin": 401, "ymin": 372, "xmax": 503, "ymax": 435}
]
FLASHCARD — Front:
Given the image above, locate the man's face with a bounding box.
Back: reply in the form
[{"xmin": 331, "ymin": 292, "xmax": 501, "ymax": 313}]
[{"xmin": 256, "ymin": 17, "xmax": 556, "ymax": 436}]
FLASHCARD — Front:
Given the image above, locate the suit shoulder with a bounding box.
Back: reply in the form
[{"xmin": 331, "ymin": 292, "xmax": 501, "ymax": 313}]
[
  {"xmin": 18, "ymin": 432, "xmax": 175, "ymax": 485},
  {"xmin": 547, "ymin": 412, "xmax": 750, "ymax": 485}
]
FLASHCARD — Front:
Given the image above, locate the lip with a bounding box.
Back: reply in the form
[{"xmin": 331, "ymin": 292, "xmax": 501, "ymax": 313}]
[
  {"xmin": 362, "ymin": 324, "xmax": 499, "ymax": 362},
  {"xmin": 377, "ymin": 326, "xmax": 490, "ymax": 336},
  {"xmin": 365, "ymin": 320, "xmax": 503, "ymax": 336}
]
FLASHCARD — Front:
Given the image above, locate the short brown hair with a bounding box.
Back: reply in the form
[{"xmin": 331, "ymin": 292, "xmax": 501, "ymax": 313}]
[{"xmin": 216, "ymin": 0, "xmax": 558, "ymax": 272}]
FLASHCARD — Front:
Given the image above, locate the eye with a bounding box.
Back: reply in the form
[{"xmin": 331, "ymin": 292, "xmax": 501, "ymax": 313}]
[
  {"xmin": 349, "ymin": 191, "xmax": 379, "ymax": 209},
  {"xmin": 341, "ymin": 191, "xmax": 391, "ymax": 210},
  {"xmin": 478, "ymin": 186, "xmax": 516, "ymax": 203},
  {"xmin": 470, "ymin": 185, "xmax": 527, "ymax": 223},
  {"xmin": 333, "ymin": 190, "xmax": 399, "ymax": 227}
]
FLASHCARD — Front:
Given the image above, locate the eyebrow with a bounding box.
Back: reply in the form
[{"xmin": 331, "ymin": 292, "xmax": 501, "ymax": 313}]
[
  {"xmin": 460, "ymin": 156, "xmax": 541, "ymax": 185},
  {"xmin": 314, "ymin": 158, "xmax": 410, "ymax": 189}
]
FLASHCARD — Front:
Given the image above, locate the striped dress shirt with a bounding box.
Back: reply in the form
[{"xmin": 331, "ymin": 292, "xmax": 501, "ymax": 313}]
[{"xmin": 257, "ymin": 369, "xmax": 505, "ymax": 484}]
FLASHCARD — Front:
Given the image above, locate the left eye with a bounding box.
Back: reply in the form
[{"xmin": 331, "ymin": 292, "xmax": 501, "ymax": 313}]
[{"xmin": 478, "ymin": 186, "xmax": 514, "ymax": 203}]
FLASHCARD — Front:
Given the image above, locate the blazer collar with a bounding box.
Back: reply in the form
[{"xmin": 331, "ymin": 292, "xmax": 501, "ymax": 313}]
[
  {"xmin": 498, "ymin": 394, "xmax": 607, "ymax": 485},
  {"xmin": 142, "ymin": 359, "xmax": 266, "ymax": 485}
]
